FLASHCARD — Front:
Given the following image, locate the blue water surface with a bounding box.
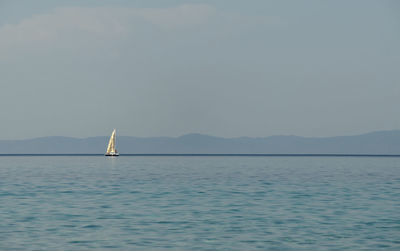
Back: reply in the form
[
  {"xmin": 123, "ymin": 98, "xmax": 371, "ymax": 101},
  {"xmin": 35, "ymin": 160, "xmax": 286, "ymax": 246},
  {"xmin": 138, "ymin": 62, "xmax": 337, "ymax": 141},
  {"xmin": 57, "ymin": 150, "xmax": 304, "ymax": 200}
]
[{"xmin": 0, "ymin": 156, "xmax": 399, "ymax": 250}]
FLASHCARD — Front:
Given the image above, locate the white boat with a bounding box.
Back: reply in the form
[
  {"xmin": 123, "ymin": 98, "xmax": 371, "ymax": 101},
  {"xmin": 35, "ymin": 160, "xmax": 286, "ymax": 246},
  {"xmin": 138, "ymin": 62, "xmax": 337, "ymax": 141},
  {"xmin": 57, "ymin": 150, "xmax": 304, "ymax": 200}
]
[{"xmin": 105, "ymin": 129, "xmax": 119, "ymax": 156}]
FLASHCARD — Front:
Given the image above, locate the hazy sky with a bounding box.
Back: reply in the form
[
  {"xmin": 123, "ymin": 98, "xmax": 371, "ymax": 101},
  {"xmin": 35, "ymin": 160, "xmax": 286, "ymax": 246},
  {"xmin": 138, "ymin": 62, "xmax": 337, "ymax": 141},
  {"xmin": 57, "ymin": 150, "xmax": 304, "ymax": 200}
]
[{"xmin": 0, "ymin": 0, "xmax": 399, "ymax": 139}]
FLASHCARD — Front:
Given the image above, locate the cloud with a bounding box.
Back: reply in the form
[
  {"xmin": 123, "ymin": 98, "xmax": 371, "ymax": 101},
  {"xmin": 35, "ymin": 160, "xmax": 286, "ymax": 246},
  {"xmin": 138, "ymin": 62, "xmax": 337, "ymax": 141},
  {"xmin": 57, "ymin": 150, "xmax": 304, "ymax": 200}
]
[
  {"xmin": 0, "ymin": 3, "xmax": 284, "ymax": 51},
  {"xmin": 0, "ymin": 4, "xmax": 216, "ymax": 51}
]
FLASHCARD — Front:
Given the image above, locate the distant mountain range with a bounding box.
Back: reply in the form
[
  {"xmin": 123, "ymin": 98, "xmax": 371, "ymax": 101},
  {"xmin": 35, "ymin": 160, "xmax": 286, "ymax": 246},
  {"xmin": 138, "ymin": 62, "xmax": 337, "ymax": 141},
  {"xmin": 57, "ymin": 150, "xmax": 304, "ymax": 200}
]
[{"xmin": 1, "ymin": 130, "xmax": 400, "ymax": 154}]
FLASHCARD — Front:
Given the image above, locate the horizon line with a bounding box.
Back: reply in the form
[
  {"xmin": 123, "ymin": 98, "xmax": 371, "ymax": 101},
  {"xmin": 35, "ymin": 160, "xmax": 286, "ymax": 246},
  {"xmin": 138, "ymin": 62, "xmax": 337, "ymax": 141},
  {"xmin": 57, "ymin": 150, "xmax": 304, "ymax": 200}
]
[{"xmin": 1, "ymin": 154, "xmax": 400, "ymax": 157}]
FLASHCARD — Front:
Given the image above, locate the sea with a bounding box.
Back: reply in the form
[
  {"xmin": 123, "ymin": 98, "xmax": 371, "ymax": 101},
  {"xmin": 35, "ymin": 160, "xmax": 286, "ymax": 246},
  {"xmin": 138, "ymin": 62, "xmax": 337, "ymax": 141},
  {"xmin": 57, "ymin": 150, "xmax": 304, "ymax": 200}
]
[{"xmin": 0, "ymin": 156, "xmax": 399, "ymax": 250}]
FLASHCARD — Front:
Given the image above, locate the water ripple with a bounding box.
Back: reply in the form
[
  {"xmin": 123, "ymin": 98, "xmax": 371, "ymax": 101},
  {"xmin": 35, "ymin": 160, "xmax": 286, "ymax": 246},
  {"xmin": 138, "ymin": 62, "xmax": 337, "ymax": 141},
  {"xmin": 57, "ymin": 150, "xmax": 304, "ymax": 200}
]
[{"xmin": 0, "ymin": 156, "xmax": 399, "ymax": 250}]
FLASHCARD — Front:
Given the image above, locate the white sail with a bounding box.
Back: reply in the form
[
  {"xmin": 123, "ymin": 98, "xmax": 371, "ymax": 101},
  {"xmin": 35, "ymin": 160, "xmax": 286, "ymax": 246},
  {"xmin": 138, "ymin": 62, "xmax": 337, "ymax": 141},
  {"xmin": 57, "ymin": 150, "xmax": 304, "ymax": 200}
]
[{"xmin": 105, "ymin": 129, "xmax": 118, "ymax": 156}]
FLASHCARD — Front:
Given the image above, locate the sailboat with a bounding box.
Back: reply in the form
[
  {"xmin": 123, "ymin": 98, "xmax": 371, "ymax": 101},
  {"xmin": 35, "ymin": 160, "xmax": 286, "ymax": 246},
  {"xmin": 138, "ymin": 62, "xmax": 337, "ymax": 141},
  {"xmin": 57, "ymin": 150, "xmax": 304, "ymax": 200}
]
[{"xmin": 105, "ymin": 129, "xmax": 119, "ymax": 156}]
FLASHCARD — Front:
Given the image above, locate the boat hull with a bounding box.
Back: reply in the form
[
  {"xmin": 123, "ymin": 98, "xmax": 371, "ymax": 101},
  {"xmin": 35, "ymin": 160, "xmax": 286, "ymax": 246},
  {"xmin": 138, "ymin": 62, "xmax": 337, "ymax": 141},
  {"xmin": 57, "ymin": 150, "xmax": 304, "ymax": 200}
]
[{"xmin": 105, "ymin": 153, "xmax": 119, "ymax": 156}]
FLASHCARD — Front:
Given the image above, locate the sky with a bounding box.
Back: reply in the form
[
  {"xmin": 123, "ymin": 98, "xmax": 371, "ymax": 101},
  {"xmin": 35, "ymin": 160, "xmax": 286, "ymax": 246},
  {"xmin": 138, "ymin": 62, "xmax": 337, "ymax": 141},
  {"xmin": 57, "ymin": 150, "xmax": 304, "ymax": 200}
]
[{"xmin": 0, "ymin": 0, "xmax": 399, "ymax": 139}]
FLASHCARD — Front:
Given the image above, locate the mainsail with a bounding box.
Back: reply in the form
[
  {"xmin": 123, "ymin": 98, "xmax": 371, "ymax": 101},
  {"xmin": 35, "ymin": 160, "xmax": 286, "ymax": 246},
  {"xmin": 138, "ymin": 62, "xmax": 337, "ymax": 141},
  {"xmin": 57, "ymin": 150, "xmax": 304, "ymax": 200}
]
[{"xmin": 105, "ymin": 129, "xmax": 118, "ymax": 155}]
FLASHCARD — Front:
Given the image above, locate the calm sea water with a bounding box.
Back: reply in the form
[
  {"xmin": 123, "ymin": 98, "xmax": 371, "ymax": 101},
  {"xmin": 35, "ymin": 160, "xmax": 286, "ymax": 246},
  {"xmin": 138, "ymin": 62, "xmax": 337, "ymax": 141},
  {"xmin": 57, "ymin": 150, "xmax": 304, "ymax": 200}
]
[{"xmin": 0, "ymin": 156, "xmax": 399, "ymax": 250}]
